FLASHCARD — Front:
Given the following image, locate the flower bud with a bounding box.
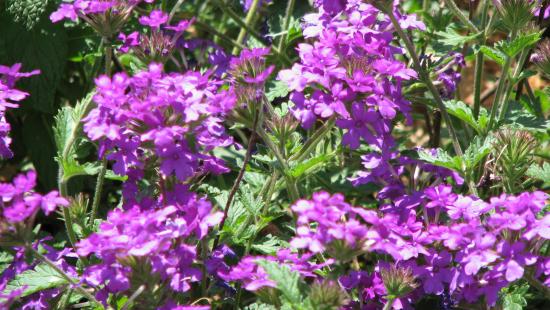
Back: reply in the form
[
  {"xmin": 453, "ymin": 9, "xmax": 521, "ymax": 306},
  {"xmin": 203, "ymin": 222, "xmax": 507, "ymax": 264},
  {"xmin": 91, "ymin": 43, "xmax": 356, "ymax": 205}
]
[
  {"xmin": 309, "ymin": 280, "xmax": 348, "ymax": 310},
  {"xmin": 493, "ymin": 0, "xmax": 538, "ymax": 31},
  {"xmin": 532, "ymin": 39, "xmax": 550, "ymax": 77},
  {"xmin": 380, "ymin": 266, "xmax": 418, "ymax": 299}
]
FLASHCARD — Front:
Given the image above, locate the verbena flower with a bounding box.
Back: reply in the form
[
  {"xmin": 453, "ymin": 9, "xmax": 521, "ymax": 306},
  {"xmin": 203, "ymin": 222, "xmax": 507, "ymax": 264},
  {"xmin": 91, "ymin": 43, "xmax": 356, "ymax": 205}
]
[
  {"xmin": 83, "ymin": 63, "xmax": 234, "ymax": 206},
  {"xmin": 0, "ymin": 64, "xmax": 39, "ymax": 158}
]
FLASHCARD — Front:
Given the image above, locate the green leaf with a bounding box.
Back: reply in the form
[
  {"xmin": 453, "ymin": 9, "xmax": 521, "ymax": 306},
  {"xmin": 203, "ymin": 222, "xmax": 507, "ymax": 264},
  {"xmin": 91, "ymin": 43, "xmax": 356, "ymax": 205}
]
[
  {"xmin": 3, "ymin": 264, "xmax": 71, "ymax": 298},
  {"xmin": 504, "ymin": 101, "xmax": 550, "ymax": 133},
  {"xmin": 463, "ymin": 135, "xmax": 493, "ymax": 168},
  {"xmin": 444, "ymin": 100, "xmax": 489, "ymax": 133},
  {"xmin": 289, "ymin": 153, "xmax": 335, "ymax": 178},
  {"xmin": 480, "ymin": 46, "xmax": 506, "ymax": 66},
  {"xmin": 502, "ymin": 292, "xmax": 527, "ymax": 310},
  {"xmin": 0, "ymin": 12, "xmax": 68, "ymax": 113},
  {"xmin": 266, "ymin": 80, "xmax": 289, "ymax": 102},
  {"xmin": 418, "ymin": 148, "xmax": 463, "ymax": 171},
  {"xmin": 527, "ymin": 162, "xmax": 550, "ymax": 185},
  {"xmin": 256, "ymin": 260, "xmax": 305, "ymax": 305},
  {"xmin": 436, "ymin": 27, "xmax": 482, "ymax": 47},
  {"xmin": 497, "ymin": 32, "xmax": 541, "ymax": 58},
  {"xmin": 252, "ymin": 235, "xmax": 289, "ymax": 255},
  {"xmin": 244, "ymin": 303, "xmax": 278, "ymax": 310}
]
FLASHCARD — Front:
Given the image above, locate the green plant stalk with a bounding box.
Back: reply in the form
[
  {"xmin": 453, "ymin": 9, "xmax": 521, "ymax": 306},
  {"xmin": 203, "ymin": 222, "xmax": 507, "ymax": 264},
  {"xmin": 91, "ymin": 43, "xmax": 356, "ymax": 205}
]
[
  {"xmin": 291, "ymin": 117, "xmax": 336, "ymax": 162},
  {"xmin": 256, "ymin": 127, "xmax": 300, "ymax": 201},
  {"xmin": 168, "ymin": 0, "xmax": 185, "ymax": 23},
  {"xmin": 90, "ymin": 157, "xmax": 107, "ymax": 224},
  {"xmin": 214, "ymin": 0, "xmax": 265, "ymax": 43},
  {"xmin": 277, "ymin": 0, "xmax": 297, "ymax": 52},
  {"xmin": 27, "ymin": 246, "xmax": 102, "ymax": 309},
  {"xmin": 382, "ymin": 298, "xmax": 395, "ymax": 310},
  {"xmin": 89, "ymin": 41, "xmax": 113, "ymax": 225},
  {"xmin": 57, "ymin": 174, "xmax": 78, "ymax": 250},
  {"xmin": 442, "ymin": 0, "xmax": 479, "ymax": 33},
  {"xmin": 387, "ymin": 12, "xmax": 464, "ymax": 158},
  {"xmin": 422, "ymin": 0, "xmax": 430, "ymax": 12},
  {"xmin": 487, "ymin": 56, "xmax": 513, "ymax": 130},
  {"xmin": 498, "ymin": 49, "xmax": 530, "ymax": 121},
  {"xmin": 194, "ymin": 20, "xmax": 247, "ymax": 51},
  {"xmin": 473, "ymin": 0, "xmax": 490, "ymax": 119},
  {"xmin": 232, "ymin": 0, "xmax": 261, "ymax": 55}
]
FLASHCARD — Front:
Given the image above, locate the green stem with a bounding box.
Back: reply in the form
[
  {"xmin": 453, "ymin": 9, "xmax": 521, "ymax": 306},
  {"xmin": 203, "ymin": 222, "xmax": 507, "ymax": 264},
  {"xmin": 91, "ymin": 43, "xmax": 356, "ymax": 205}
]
[
  {"xmin": 442, "ymin": 0, "xmax": 479, "ymax": 33},
  {"xmin": 232, "ymin": 0, "xmax": 261, "ymax": 55},
  {"xmin": 214, "ymin": 0, "xmax": 264, "ymax": 43},
  {"xmin": 383, "ymin": 298, "xmax": 395, "ymax": 310},
  {"xmin": 90, "ymin": 157, "xmax": 107, "ymax": 224},
  {"xmin": 387, "ymin": 11, "xmax": 464, "ymax": 158},
  {"xmin": 27, "ymin": 246, "xmax": 102, "ymax": 308},
  {"xmin": 194, "ymin": 20, "xmax": 247, "ymax": 51},
  {"xmin": 422, "ymin": 0, "xmax": 430, "ymax": 12},
  {"xmin": 498, "ymin": 49, "xmax": 530, "ymax": 121},
  {"xmin": 473, "ymin": 0, "xmax": 489, "ymax": 119},
  {"xmin": 57, "ymin": 175, "xmax": 78, "ymax": 251},
  {"xmin": 277, "ymin": 0, "xmax": 296, "ymax": 52},
  {"xmin": 257, "ymin": 127, "xmax": 300, "ymax": 201},
  {"xmin": 487, "ymin": 56, "xmax": 513, "ymax": 130},
  {"xmin": 291, "ymin": 117, "xmax": 336, "ymax": 162},
  {"xmin": 168, "ymin": 0, "xmax": 185, "ymax": 23}
]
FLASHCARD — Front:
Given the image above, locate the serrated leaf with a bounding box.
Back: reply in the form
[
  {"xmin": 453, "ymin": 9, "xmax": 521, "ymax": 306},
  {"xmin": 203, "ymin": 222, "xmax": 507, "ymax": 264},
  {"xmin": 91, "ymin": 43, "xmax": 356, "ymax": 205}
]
[
  {"xmin": 480, "ymin": 46, "xmax": 506, "ymax": 66},
  {"xmin": 497, "ymin": 32, "xmax": 541, "ymax": 58},
  {"xmin": 527, "ymin": 162, "xmax": 550, "ymax": 184},
  {"xmin": 289, "ymin": 153, "xmax": 335, "ymax": 178},
  {"xmin": 504, "ymin": 101, "xmax": 550, "ymax": 133},
  {"xmin": 444, "ymin": 100, "xmax": 489, "ymax": 133},
  {"xmin": 502, "ymin": 292, "xmax": 527, "ymax": 310},
  {"xmin": 3, "ymin": 264, "xmax": 71, "ymax": 298},
  {"xmin": 252, "ymin": 235, "xmax": 289, "ymax": 255},
  {"xmin": 464, "ymin": 136, "xmax": 493, "ymax": 168},
  {"xmin": 266, "ymin": 79, "xmax": 289, "ymax": 102},
  {"xmin": 256, "ymin": 260, "xmax": 305, "ymax": 305},
  {"xmin": 244, "ymin": 303, "xmax": 278, "ymax": 310},
  {"xmin": 436, "ymin": 27, "xmax": 482, "ymax": 47},
  {"xmin": 418, "ymin": 149, "xmax": 462, "ymax": 171}
]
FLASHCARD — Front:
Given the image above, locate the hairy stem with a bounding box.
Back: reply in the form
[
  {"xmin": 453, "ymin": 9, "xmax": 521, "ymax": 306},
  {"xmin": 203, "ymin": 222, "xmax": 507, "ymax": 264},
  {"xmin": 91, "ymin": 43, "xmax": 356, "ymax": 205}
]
[
  {"xmin": 257, "ymin": 127, "xmax": 300, "ymax": 201},
  {"xmin": 442, "ymin": 0, "xmax": 480, "ymax": 33},
  {"xmin": 498, "ymin": 49, "xmax": 530, "ymax": 121},
  {"xmin": 213, "ymin": 129, "xmax": 257, "ymax": 250},
  {"xmin": 473, "ymin": 0, "xmax": 490, "ymax": 119},
  {"xmin": 232, "ymin": 0, "xmax": 261, "ymax": 55},
  {"xmin": 387, "ymin": 11, "xmax": 464, "ymax": 157},
  {"xmin": 90, "ymin": 157, "xmax": 107, "ymax": 224},
  {"xmin": 277, "ymin": 0, "xmax": 296, "ymax": 52},
  {"xmin": 291, "ymin": 117, "xmax": 336, "ymax": 162}
]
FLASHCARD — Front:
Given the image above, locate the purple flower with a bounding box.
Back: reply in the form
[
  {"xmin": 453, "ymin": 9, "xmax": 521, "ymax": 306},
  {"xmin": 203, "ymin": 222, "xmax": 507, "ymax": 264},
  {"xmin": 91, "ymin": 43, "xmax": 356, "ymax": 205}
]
[{"xmin": 139, "ymin": 10, "xmax": 168, "ymax": 29}]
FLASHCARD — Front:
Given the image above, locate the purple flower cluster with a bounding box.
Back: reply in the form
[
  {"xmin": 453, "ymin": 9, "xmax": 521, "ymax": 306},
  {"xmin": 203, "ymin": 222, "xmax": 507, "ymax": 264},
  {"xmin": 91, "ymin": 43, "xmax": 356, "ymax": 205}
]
[
  {"xmin": 0, "ymin": 171, "xmax": 73, "ymax": 308},
  {"xmin": 0, "ymin": 171, "xmax": 67, "ymax": 224},
  {"xmin": 83, "ymin": 63, "xmax": 235, "ymax": 206},
  {"xmin": 279, "ymin": 1, "xmax": 421, "ymax": 152},
  {"xmin": 0, "ymin": 64, "xmax": 39, "ymax": 158},
  {"xmin": 77, "ymin": 193, "xmax": 222, "ymax": 306},
  {"xmin": 220, "ymin": 249, "xmax": 332, "ymax": 291},
  {"xmin": 223, "ymin": 190, "xmax": 549, "ymax": 308},
  {"xmin": 50, "ymin": 0, "xmax": 154, "ymax": 23}
]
